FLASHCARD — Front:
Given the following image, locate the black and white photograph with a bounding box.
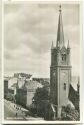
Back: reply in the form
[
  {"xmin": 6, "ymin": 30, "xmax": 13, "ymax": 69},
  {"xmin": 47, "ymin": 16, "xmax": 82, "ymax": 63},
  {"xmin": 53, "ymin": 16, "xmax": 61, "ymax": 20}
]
[{"xmin": 4, "ymin": 2, "xmax": 80, "ymax": 121}]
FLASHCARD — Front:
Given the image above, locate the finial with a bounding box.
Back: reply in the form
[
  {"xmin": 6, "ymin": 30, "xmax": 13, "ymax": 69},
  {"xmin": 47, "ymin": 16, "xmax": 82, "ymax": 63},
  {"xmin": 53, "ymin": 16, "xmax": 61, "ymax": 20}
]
[
  {"xmin": 67, "ymin": 40, "xmax": 70, "ymax": 48},
  {"xmin": 78, "ymin": 76, "xmax": 80, "ymax": 86},
  {"xmin": 57, "ymin": 41, "xmax": 60, "ymax": 48},
  {"xmin": 59, "ymin": 5, "xmax": 61, "ymax": 13},
  {"xmin": 51, "ymin": 41, "xmax": 54, "ymax": 49}
]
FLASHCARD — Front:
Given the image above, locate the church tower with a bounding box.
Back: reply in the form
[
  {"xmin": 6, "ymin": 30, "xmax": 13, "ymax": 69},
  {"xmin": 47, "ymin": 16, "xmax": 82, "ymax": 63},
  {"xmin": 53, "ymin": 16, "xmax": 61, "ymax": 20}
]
[{"xmin": 50, "ymin": 5, "xmax": 72, "ymax": 118}]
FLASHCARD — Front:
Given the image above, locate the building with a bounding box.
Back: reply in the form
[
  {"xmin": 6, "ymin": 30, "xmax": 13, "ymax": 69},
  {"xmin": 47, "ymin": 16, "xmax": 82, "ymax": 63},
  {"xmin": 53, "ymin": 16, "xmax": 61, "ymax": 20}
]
[
  {"xmin": 16, "ymin": 79, "xmax": 43, "ymax": 108},
  {"xmin": 8, "ymin": 83, "xmax": 17, "ymax": 96},
  {"xmin": 14, "ymin": 73, "xmax": 32, "ymax": 79},
  {"xmin": 50, "ymin": 6, "xmax": 72, "ymax": 118},
  {"xmin": 5, "ymin": 74, "xmax": 27, "ymax": 95},
  {"xmin": 69, "ymin": 77, "xmax": 80, "ymax": 111},
  {"xmin": 4, "ymin": 75, "xmax": 25, "ymax": 101},
  {"xmin": 8, "ymin": 77, "xmax": 17, "ymax": 88}
]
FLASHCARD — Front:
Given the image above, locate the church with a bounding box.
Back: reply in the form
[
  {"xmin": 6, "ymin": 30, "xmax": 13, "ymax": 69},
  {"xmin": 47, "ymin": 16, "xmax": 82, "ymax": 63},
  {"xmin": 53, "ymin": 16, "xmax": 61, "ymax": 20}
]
[{"xmin": 50, "ymin": 5, "xmax": 72, "ymax": 118}]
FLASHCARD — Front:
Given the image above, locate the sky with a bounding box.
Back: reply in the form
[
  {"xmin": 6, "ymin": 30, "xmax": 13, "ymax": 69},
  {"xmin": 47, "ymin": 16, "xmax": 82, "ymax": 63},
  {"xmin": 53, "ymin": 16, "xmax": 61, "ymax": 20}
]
[{"xmin": 4, "ymin": 3, "xmax": 80, "ymax": 78}]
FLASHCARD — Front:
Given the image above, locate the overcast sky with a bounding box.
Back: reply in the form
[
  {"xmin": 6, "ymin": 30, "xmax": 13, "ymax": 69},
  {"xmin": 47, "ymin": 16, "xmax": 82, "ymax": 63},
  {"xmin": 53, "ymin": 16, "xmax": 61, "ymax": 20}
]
[{"xmin": 4, "ymin": 3, "xmax": 80, "ymax": 78}]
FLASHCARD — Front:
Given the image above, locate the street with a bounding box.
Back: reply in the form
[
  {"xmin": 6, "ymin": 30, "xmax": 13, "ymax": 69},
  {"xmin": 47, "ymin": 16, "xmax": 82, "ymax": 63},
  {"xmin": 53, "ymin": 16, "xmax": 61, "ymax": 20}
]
[
  {"xmin": 4, "ymin": 99, "xmax": 44, "ymax": 121},
  {"xmin": 4, "ymin": 99, "xmax": 27, "ymax": 120}
]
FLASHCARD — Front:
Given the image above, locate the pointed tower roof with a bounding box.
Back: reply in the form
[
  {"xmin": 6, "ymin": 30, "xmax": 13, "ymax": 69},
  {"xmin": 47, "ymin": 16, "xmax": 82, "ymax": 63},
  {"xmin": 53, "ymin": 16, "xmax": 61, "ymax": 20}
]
[
  {"xmin": 57, "ymin": 5, "xmax": 64, "ymax": 48},
  {"xmin": 77, "ymin": 76, "xmax": 80, "ymax": 86}
]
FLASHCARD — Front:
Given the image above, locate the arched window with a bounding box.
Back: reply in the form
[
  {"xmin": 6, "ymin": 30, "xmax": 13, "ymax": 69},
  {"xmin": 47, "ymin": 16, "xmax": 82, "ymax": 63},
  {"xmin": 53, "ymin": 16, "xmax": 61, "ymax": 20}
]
[{"xmin": 64, "ymin": 54, "xmax": 66, "ymax": 60}]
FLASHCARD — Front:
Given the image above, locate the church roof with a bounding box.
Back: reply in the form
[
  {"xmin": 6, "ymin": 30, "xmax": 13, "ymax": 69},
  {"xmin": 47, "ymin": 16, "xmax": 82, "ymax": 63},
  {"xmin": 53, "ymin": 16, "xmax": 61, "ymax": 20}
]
[{"xmin": 68, "ymin": 84, "xmax": 79, "ymax": 110}]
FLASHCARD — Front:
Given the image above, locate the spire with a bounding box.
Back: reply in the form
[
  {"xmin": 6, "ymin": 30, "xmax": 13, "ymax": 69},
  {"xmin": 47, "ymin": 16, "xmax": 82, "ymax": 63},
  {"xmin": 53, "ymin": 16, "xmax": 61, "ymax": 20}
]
[
  {"xmin": 78, "ymin": 77, "xmax": 80, "ymax": 86},
  {"xmin": 56, "ymin": 5, "xmax": 64, "ymax": 48},
  {"xmin": 51, "ymin": 41, "xmax": 53, "ymax": 49}
]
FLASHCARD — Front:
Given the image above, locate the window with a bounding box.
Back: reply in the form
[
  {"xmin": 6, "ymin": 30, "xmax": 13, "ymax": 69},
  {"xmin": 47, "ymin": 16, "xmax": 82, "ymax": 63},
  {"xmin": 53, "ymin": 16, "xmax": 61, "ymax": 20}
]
[
  {"xmin": 64, "ymin": 54, "xmax": 66, "ymax": 60},
  {"xmin": 62, "ymin": 56, "xmax": 64, "ymax": 60},
  {"xmin": 64, "ymin": 83, "xmax": 66, "ymax": 90},
  {"xmin": 62, "ymin": 54, "xmax": 66, "ymax": 61}
]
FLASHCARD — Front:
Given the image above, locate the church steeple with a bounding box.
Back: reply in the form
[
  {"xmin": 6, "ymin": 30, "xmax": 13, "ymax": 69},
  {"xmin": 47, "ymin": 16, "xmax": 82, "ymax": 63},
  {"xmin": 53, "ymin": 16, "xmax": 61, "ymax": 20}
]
[
  {"xmin": 56, "ymin": 5, "xmax": 64, "ymax": 48},
  {"xmin": 50, "ymin": 5, "xmax": 72, "ymax": 118}
]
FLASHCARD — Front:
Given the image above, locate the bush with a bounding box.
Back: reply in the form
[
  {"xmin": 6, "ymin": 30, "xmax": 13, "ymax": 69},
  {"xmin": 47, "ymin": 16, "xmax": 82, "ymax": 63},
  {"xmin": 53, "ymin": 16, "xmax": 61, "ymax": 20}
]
[{"xmin": 61, "ymin": 104, "xmax": 80, "ymax": 121}]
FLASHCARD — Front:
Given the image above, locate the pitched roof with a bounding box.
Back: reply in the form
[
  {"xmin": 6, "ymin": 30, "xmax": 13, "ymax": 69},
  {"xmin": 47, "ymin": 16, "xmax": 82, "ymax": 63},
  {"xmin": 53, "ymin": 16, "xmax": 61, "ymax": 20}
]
[{"xmin": 23, "ymin": 80, "xmax": 43, "ymax": 91}]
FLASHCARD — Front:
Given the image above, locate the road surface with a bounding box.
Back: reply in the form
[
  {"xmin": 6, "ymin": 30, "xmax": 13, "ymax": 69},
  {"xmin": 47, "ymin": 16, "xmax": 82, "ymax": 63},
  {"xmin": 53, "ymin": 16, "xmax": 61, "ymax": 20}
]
[
  {"xmin": 4, "ymin": 99, "xmax": 44, "ymax": 121},
  {"xmin": 4, "ymin": 99, "xmax": 27, "ymax": 120}
]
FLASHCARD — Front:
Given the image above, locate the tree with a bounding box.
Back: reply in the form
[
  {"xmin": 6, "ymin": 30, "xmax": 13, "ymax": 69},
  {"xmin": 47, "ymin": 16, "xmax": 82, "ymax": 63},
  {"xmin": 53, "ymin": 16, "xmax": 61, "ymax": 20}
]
[
  {"xmin": 61, "ymin": 104, "xmax": 80, "ymax": 121},
  {"xmin": 34, "ymin": 87, "xmax": 49, "ymax": 102},
  {"xmin": 31, "ymin": 86, "xmax": 50, "ymax": 117}
]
